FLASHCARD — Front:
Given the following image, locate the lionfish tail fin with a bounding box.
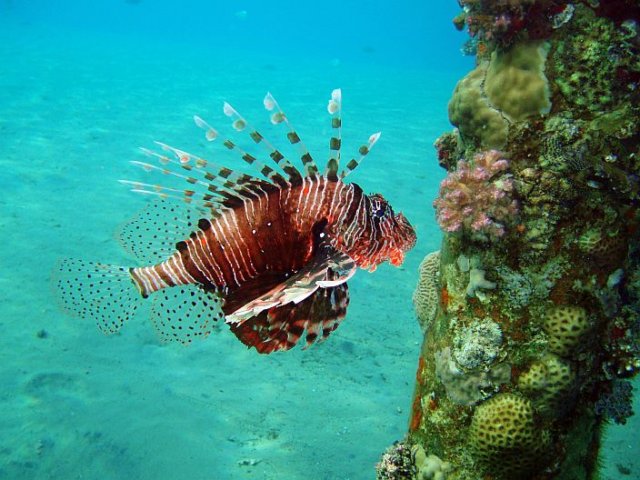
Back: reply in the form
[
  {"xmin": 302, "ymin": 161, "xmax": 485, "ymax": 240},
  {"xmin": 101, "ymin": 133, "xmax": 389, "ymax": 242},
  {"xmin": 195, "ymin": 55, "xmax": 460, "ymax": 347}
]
[
  {"xmin": 54, "ymin": 259, "xmax": 225, "ymax": 344},
  {"xmin": 53, "ymin": 259, "xmax": 141, "ymax": 335}
]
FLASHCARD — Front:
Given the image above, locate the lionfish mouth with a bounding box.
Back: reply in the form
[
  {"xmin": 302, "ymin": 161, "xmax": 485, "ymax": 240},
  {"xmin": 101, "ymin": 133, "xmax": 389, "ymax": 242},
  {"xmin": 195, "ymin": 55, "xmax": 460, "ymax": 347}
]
[
  {"xmin": 395, "ymin": 212, "xmax": 417, "ymax": 249},
  {"xmin": 389, "ymin": 250, "xmax": 405, "ymax": 267}
]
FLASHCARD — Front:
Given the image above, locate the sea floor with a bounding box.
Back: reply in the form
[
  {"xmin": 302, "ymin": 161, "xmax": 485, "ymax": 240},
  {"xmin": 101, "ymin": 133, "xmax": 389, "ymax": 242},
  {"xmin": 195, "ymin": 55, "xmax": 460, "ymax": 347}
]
[{"xmin": 1, "ymin": 17, "xmax": 638, "ymax": 480}]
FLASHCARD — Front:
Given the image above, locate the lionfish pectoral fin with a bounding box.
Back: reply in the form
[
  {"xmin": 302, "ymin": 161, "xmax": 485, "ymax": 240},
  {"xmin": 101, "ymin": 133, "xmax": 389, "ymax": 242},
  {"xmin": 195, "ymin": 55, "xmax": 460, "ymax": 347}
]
[
  {"xmin": 316, "ymin": 252, "xmax": 357, "ymax": 288},
  {"xmin": 150, "ymin": 284, "xmax": 224, "ymax": 345},
  {"xmin": 225, "ymin": 247, "xmax": 355, "ymax": 325},
  {"xmin": 228, "ymin": 281, "xmax": 350, "ymax": 354}
]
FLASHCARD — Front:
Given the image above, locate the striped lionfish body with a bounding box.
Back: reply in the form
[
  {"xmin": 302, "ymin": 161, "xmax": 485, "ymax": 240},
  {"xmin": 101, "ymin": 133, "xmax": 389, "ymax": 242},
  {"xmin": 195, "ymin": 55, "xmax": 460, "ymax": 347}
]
[{"xmin": 55, "ymin": 90, "xmax": 416, "ymax": 354}]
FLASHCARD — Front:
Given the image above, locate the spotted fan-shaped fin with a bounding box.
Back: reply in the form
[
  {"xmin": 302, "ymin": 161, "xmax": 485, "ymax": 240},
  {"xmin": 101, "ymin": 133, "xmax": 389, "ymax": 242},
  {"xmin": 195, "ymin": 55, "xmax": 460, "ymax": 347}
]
[
  {"xmin": 116, "ymin": 199, "xmax": 199, "ymax": 263},
  {"xmin": 263, "ymin": 92, "xmax": 319, "ymax": 177},
  {"xmin": 229, "ymin": 280, "xmax": 350, "ymax": 354},
  {"xmin": 225, "ymin": 245, "xmax": 356, "ymax": 325},
  {"xmin": 150, "ymin": 284, "xmax": 224, "ymax": 345},
  {"xmin": 53, "ymin": 259, "xmax": 140, "ymax": 335}
]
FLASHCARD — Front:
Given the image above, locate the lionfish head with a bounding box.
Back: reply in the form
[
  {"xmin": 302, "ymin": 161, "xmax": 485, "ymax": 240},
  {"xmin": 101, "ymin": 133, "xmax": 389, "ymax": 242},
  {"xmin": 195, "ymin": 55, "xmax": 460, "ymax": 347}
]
[{"xmin": 345, "ymin": 193, "xmax": 417, "ymax": 271}]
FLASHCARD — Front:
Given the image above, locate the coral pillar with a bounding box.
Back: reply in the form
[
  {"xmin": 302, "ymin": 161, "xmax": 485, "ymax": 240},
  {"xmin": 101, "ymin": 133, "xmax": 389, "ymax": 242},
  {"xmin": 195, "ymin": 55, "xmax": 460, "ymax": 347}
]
[{"xmin": 378, "ymin": 2, "xmax": 639, "ymax": 479}]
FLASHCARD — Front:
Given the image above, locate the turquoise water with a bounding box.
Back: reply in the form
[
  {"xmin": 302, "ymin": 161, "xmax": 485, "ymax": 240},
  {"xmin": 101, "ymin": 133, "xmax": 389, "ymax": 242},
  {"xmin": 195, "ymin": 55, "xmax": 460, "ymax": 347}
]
[{"xmin": 0, "ymin": 1, "xmax": 636, "ymax": 479}]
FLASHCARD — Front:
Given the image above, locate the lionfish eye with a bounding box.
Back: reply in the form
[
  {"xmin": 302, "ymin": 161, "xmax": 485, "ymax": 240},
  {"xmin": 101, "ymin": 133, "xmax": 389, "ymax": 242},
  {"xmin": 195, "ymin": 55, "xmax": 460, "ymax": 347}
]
[{"xmin": 372, "ymin": 202, "xmax": 387, "ymax": 219}]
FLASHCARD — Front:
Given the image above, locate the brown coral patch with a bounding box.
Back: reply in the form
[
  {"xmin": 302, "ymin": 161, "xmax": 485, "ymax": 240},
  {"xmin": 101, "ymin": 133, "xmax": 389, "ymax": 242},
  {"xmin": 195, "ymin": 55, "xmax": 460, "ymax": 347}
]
[{"xmin": 409, "ymin": 394, "xmax": 423, "ymax": 432}]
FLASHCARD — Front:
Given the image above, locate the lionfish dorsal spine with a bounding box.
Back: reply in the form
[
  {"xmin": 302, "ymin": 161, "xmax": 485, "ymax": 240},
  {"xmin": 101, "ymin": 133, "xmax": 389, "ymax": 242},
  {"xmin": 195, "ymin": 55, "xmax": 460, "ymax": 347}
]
[
  {"xmin": 263, "ymin": 92, "xmax": 320, "ymax": 178},
  {"xmin": 194, "ymin": 117, "xmax": 289, "ymax": 189},
  {"xmin": 138, "ymin": 145, "xmax": 233, "ymax": 199},
  {"xmin": 123, "ymin": 159, "xmax": 236, "ymax": 210},
  {"xmin": 222, "ymin": 101, "xmax": 303, "ymax": 184},
  {"xmin": 339, "ymin": 131, "xmax": 382, "ymax": 179},
  {"xmin": 326, "ymin": 88, "xmax": 342, "ymax": 181}
]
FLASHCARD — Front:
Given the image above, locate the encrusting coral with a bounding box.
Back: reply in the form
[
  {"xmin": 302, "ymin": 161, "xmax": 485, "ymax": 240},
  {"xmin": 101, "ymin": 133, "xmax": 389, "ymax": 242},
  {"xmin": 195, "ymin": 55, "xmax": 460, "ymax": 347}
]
[
  {"xmin": 448, "ymin": 65, "xmax": 509, "ymax": 148},
  {"xmin": 452, "ymin": 319, "xmax": 502, "ymax": 369},
  {"xmin": 434, "ymin": 346, "xmax": 511, "ymax": 406},
  {"xmin": 412, "ymin": 445, "xmax": 451, "ymax": 480}
]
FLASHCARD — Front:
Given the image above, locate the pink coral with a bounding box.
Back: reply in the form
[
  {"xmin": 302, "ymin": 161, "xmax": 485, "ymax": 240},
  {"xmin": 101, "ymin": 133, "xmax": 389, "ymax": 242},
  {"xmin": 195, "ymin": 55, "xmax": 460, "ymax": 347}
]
[{"xmin": 433, "ymin": 150, "xmax": 518, "ymax": 239}]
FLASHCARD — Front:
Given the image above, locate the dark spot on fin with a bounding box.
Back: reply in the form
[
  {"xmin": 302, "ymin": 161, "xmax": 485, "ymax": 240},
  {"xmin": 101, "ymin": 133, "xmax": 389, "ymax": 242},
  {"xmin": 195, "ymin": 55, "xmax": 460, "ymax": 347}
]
[
  {"xmin": 198, "ymin": 218, "xmax": 211, "ymax": 231},
  {"xmin": 116, "ymin": 199, "xmax": 198, "ymax": 263},
  {"xmin": 52, "ymin": 259, "xmax": 141, "ymax": 334},
  {"xmin": 150, "ymin": 285, "xmax": 224, "ymax": 345}
]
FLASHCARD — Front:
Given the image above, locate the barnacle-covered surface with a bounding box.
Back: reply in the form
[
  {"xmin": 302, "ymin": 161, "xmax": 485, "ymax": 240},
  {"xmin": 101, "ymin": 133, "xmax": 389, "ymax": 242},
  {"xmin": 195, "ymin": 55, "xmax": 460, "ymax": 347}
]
[{"xmin": 386, "ymin": 2, "xmax": 640, "ymax": 479}]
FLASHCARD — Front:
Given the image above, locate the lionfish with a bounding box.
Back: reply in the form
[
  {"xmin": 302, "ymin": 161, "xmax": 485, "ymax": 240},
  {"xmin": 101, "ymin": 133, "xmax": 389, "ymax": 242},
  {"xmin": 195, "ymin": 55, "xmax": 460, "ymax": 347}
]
[{"xmin": 54, "ymin": 89, "xmax": 416, "ymax": 354}]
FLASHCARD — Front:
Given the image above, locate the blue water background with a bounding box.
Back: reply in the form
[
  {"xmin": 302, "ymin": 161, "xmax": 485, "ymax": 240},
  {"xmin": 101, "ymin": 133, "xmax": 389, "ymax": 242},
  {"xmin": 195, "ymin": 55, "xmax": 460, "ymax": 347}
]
[{"xmin": 0, "ymin": 1, "xmax": 636, "ymax": 479}]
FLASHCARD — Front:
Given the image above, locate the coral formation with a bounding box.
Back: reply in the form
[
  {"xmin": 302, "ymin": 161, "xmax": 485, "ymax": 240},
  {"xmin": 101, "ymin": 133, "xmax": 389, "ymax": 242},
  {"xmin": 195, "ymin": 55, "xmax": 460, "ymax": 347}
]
[
  {"xmin": 413, "ymin": 251, "xmax": 441, "ymax": 332},
  {"xmin": 448, "ymin": 65, "xmax": 508, "ymax": 148},
  {"xmin": 465, "ymin": 268, "xmax": 496, "ymax": 297},
  {"xmin": 543, "ymin": 305, "xmax": 593, "ymax": 357},
  {"xmin": 375, "ymin": 441, "xmax": 416, "ymax": 480},
  {"xmin": 435, "ymin": 347, "xmax": 511, "ymax": 406},
  {"xmin": 399, "ymin": 2, "xmax": 640, "ymax": 479},
  {"xmin": 457, "ymin": 0, "xmax": 577, "ymax": 48},
  {"xmin": 412, "ymin": 445, "xmax": 451, "ymax": 480},
  {"xmin": 484, "ymin": 41, "xmax": 551, "ymax": 121},
  {"xmin": 518, "ymin": 353, "xmax": 577, "ymax": 417},
  {"xmin": 433, "ymin": 150, "xmax": 518, "ymax": 240},
  {"xmin": 594, "ymin": 379, "xmax": 635, "ymax": 425},
  {"xmin": 469, "ymin": 393, "xmax": 550, "ymax": 478},
  {"xmin": 452, "ymin": 319, "xmax": 502, "ymax": 369}
]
